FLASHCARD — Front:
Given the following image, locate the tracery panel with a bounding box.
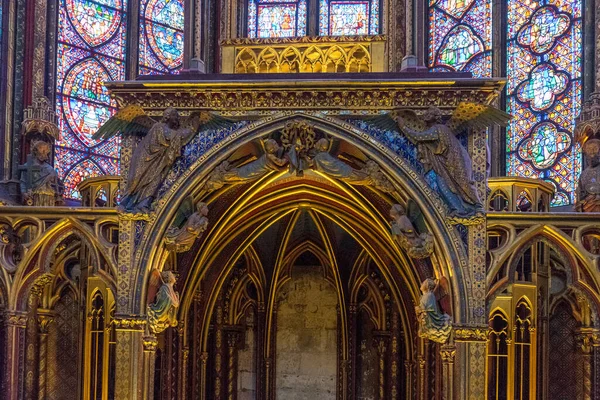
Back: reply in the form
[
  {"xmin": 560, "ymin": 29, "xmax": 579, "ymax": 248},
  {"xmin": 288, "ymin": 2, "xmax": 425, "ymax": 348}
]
[
  {"xmin": 247, "ymin": 0, "xmax": 307, "ymax": 38},
  {"xmin": 139, "ymin": 0, "xmax": 184, "ymax": 74},
  {"xmin": 55, "ymin": 0, "xmax": 127, "ymax": 199},
  {"xmin": 506, "ymin": 0, "xmax": 582, "ymax": 206},
  {"xmin": 428, "ymin": 0, "xmax": 493, "ymax": 77},
  {"xmin": 318, "ymin": 0, "xmax": 380, "ymax": 36}
]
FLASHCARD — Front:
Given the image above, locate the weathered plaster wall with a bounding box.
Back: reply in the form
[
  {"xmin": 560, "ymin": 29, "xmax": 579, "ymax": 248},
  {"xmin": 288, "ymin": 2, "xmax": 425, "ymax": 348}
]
[{"xmin": 275, "ymin": 265, "xmax": 338, "ymax": 400}]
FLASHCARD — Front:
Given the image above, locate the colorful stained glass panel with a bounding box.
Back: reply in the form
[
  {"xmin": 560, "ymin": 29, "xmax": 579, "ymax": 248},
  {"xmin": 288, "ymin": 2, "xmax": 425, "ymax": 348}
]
[
  {"xmin": 507, "ymin": 0, "xmax": 582, "ymax": 206},
  {"xmin": 139, "ymin": 0, "xmax": 184, "ymax": 74},
  {"xmin": 319, "ymin": 0, "xmax": 379, "ymax": 36},
  {"xmin": 248, "ymin": 0, "xmax": 307, "ymax": 38},
  {"xmin": 329, "ymin": 3, "xmax": 369, "ymax": 36},
  {"xmin": 257, "ymin": 5, "xmax": 298, "ymax": 37},
  {"xmin": 55, "ymin": 0, "xmax": 126, "ymax": 199},
  {"xmin": 428, "ymin": 0, "xmax": 492, "ymax": 77}
]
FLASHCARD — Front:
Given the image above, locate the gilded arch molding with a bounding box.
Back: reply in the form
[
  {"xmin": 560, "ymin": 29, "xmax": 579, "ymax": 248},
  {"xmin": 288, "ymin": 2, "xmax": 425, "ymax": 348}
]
[{"xmin": 129, "ymin": 113, "xmax": 474, "ymax": 323}]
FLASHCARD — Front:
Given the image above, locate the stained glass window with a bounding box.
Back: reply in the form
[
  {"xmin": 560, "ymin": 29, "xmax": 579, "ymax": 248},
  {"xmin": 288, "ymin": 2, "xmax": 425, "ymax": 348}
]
[
  {"xmin": 506, "ymin": 1, "xmax": 582, "ymax": 206},
  {"xmin": 319, "ymin": 0, "xmax": 379, "ymax": 36},
  {"xmin": 428, "ymin": 0, "xmax": 493, "ymax": 77},
  {"xmin": 139, "ymin": 0, "xmax": 184, "ymax": 74},
  {"xmin": 55, "ymin": 0, "xmax": 127, "ymax": 199},
  {"xmin": 247, "ymin": 0, "xmax": 307, "ymax": 38}
]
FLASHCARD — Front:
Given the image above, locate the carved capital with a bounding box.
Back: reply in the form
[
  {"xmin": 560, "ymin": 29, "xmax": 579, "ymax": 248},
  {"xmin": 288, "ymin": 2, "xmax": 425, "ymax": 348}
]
[
  {"xmin": 37, "ymin": 310, "xmax": 54, "ymax": 334},
  {"xmin": 440, "ymin": 345, "xmax": 457, "ymax": 363},
  {"xmin": 576, "ymin": 328, "xmax": 600, "ymax": 354},
  {"xmin": 143, "ymin": 335, "xmax": 158, "ymax": 352},
  {"xmin": 6, "ymin": 311, "xmax": 28, "ymax": 328},
  {"xmin": 453, "ymin": 324, "xmax": 488, "ymax": 342}
]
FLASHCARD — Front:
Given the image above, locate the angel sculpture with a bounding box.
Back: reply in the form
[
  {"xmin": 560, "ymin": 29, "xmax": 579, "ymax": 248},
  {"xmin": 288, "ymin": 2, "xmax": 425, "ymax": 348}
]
[
  {"xmin": 205, "ymin": 139, "xmax": 288, "ymax": 192},
  {"xmin": 164, "ymin": 197, "xmax": 209, "ymax": 253},
  {"xmin": 371, "ymin": 103, "xmax": 511, "ymax": 221},
  {"xmin": 147, "ymin": 270, "xmax": 180, "ymax": 334},
  {"xmin": 390, "ymin": 202, "xmax": 433, "ymax": 259},
  {"xmin": 93, "ymin": 106, "xmax": 234, "ymax": 213},
  {"xmin": 415, "ymin": 278, "xmax": 452, "ymax": 344},
  {"xmin": 309, "ymin": 138, "xmax": 394, "ymax": 193}
]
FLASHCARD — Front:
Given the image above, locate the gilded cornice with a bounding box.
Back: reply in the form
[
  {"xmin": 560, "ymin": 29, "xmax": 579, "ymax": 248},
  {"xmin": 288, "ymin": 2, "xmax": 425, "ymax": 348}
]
[
  {"xmin": 453, "ymin": 324, "xmax": 488, "ymax": 342},
  {"xmin": 112, "ymin": 316, "xmax": 147, "ymax": 331},
  {"xmin": 106, "ymin": 75, "xmax": 506, "ymax": 113},
  {"xmin": 221, "ymin": 34, "xmax": 387, "ymax": 46}
]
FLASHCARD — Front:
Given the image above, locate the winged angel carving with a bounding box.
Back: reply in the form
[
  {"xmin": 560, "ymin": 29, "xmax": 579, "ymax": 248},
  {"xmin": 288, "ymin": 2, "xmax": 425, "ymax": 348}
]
[
  {"xmin": 93, "ymin": 106, "xmax": 234, "ymax": 213},
  {"xmin": 370, "ymin": 103, "xmax": 511, "ymax": 223}
]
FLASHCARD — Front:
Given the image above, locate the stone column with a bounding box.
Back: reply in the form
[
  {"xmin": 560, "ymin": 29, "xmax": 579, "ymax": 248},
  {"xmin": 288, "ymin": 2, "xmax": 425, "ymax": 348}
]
[
  {"xmin": 576, "ymin": 328, "xmax": 599, "ymax": 400},
  {"xmin": 177, "ymin": 322, "xmax": 188, "ymax": 399},
  {"xmin": 348, "ymin": 303, "xmax": 357, "ymax": 400},
  {"xmin": 113, "ymin": 317, "xmax": 146, "ymax": 400},
  {"xmin": 404, "ymin": 359, "xmax": 414, "ymax": 400},
  {"xmin": 453, "ymin": 326, "xmax": 488, "ymax": 400},
  {"xmin": 36, "ymin": 311, "xmax": 54, "ymax": 400},
  {"xmin": 440, "ymin": 345, "xmax": 456, "ymax": 400},
  {"xmin": 5, "ymin": 311, "xmax": 28, "ymax": 400},
  {"xmin": 225, "ymin": 329, "xmax": 241, "ymax": 400},
  {"xmin": 373, "ymin": 333, "xmax": 389, "ymax": 400},
  {"xmin": 199, "ymin": 352, "xmax": 209, "ymax": 400},
  {"xmin": 417, "ymin": 341, "xmax": 428, "ymax": 400},
  {"xmin": 256, "ymin": 302, "xmax": 266, "ymax": 400},
  {"xmin": 142, "ymin": 335, "xmax": 158, "ymax": 400}
]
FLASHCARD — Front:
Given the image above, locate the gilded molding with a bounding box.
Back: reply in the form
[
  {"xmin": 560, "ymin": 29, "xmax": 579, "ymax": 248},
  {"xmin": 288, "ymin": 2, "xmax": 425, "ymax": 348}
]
[
  {"xmin": 453, "ymin": 325, "xmax": 488, "ymax": 342},
  {"xmin": 220, "ymin": 34, "xmax": 387, "ymax": 46},
  {"xmin": 113, "ymin": 317, "xmax": 147, "ymax": 331}
]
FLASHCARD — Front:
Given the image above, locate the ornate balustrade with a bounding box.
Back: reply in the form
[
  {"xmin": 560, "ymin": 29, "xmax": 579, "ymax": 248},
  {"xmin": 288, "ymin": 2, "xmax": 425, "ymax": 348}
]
[
  {"xmin": 78, "ymin": 176, "xmax": 121, "ymax": 208},
  {"xmin": 487, "ymin": 177, "xmax": 555, "ymax": 212},
  {"xmin": 220, "ymin": 35, "xmax": 386, "ymax": 74}
]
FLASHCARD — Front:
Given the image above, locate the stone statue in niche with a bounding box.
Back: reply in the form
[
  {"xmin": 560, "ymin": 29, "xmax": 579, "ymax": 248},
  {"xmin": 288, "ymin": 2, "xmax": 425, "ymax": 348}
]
[
  {"xmin": 164, "ymin": 197, "xmax": 209, "ymax": 253},
  {"xmin": 19, "ymin": 140, "xmax": 64, "ymax": 206},
  {"xmin": 415, "ymin": 278, "xmax": 452, "ymax": 344},
  {"xmin": 93, "ymin": 105, "xmax": 234, "ymax": 213},
  {"xmin": 389, "ymin": 202, "xmax": 433, "ymax": 259},
  {"xmin": 369, "ymin": 102, "xmax": 511, "ymax": 224},
  {"xmin": 147, "ymin": 269, "xmax": 180, "ymax": 334},
  {"xmin": 205, "ymin": 139, "xmax": 288, "ymax": 191},
  {"xmin": 575, "ymin": 139, "xmax": 600, "ymax": 212}
]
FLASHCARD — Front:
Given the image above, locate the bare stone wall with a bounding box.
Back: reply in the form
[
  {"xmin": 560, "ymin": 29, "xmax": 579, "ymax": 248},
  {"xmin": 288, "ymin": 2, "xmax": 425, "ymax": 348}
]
[{"xmin": 275, "ymin": 265, "xmax": 338, "ymax": 400}]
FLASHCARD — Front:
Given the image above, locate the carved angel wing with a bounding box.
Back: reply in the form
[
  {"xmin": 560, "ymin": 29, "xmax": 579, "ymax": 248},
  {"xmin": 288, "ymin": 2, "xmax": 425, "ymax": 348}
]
[
  {"xmin": 447, "ymin": 102, "xmax": 512, "ymax": 134},
  {"xmin": 193, "ymin": 112, "xmax": 237, "ymax": 133},
  {"xmin": 93, "ymin": 105, "xmax": 157, "ymax": 141},
  {"xmin": 171, "ymin": 196, "xmax": 196, "ymax": 228},
  {"xmin": 406, "ymin": 199, "xmax": 428, "ymax": 235},
  {"xmin": 436, "ymin": 276, "xmax": 452, "ymax": 316},
  {"xmin": 147, "ymin": 268, "xmax": 163, "ymax": 304}
]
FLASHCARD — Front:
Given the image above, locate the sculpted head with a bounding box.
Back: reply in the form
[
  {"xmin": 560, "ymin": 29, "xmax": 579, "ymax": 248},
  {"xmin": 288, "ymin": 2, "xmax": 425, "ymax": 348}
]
[
  {"xmin": 423, "ymin": 107, "xmax": 442, "ymax": 124},
  {"xmin": 583, "ymin": 139, "xmax": 600, "ymax": 168},
  {"xmin": 420, "ymin": 278, "xmax": 436, "ymax": 293},
  {"xmin": 264, "ymin": 139, "xmax": 280, "ymax": 154},
  {"xmin": 32, "ymin": 140, "xmax": 52, "ymax": 163},
  {"xmin": 315, "ymin": 138, "xmax": 330, "ymax": 152},
  {"xmin": 389, "ymin": 203, "xmax": 406, "ymax": 220},
  {"xmin": 163, "ymin": 107, "xmax": 181, "ymax": 129},
  {"xmin": 161, "ymin": 271, "xmax": 177, "ymax": 285},
  {"xmin": 196, "ymin": 201, "xmax": 209, "ymax": 216}
]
